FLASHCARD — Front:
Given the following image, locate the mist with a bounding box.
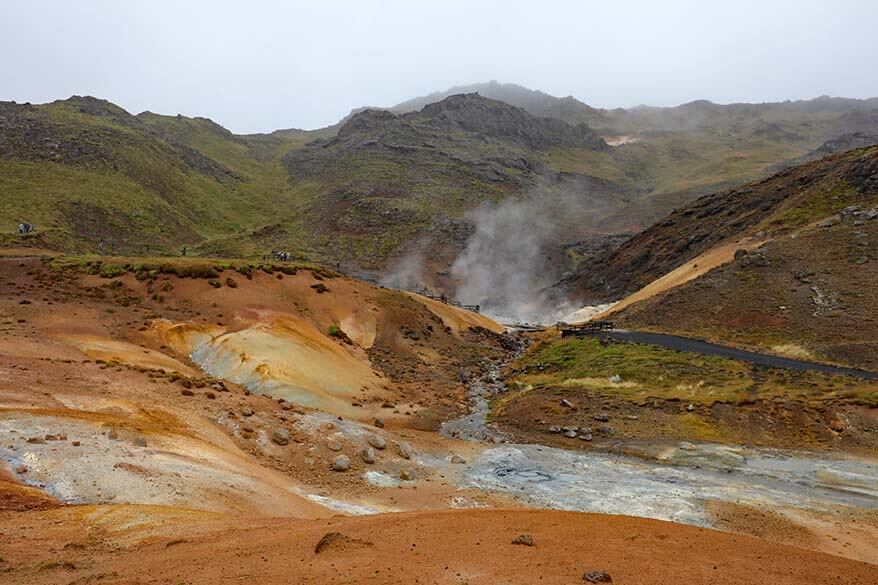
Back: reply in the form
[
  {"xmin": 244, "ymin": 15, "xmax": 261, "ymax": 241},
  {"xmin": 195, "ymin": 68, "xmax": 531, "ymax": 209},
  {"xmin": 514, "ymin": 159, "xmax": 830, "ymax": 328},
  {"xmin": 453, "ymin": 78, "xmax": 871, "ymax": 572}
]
[
  {"xmin": 451, "ymin": 179, "xmax": 619, "ymax": 323},
  {"xmin": 2, "ymin": 1, "xmax": 876, "ymax": 132}
]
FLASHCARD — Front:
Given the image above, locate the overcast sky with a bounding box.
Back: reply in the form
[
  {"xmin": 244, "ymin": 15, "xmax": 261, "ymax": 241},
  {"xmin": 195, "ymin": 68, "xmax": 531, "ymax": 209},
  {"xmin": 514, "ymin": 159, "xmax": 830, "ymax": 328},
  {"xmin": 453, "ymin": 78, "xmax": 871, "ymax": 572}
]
[{"xmin": 2, "ymin": 0, "xmax": 877, "ymax": 133}]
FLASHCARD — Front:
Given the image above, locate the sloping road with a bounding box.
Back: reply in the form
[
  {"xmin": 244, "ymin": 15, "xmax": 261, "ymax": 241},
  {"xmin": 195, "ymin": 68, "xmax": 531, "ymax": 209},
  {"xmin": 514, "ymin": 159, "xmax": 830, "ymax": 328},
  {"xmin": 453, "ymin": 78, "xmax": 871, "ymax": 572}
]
[{"xmin": 585, "ymin": 329, "xmax": 878, "ymax": 380}]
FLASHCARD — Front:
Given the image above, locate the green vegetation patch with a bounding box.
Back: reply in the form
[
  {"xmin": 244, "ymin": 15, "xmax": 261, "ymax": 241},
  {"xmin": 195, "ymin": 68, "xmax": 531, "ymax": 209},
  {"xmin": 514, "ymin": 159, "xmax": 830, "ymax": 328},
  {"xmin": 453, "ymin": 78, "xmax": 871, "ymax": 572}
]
[{"xmin": 510, "ymin": 337, "xmax": 878, "ymax": 406}]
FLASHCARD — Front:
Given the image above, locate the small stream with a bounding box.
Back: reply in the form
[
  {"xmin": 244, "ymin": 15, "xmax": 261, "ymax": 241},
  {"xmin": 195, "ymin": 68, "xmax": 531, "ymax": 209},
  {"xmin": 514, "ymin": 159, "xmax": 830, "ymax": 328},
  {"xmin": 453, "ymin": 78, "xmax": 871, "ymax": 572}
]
[{"xmin": 440, "ymin": 333, "xmax": 878, "ymax": 526}]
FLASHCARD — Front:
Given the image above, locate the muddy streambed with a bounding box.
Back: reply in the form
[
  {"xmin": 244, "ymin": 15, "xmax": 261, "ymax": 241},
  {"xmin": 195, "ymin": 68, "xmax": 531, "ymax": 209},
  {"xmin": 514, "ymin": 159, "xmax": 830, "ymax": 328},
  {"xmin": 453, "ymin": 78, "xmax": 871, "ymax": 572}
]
[
  {"xmin": 460, "ymin": 443, "xmax": 878, "ymax": 526},
  {"xmin": 441, "ymin": 353, "xmax": 878, "ymax": 527}
]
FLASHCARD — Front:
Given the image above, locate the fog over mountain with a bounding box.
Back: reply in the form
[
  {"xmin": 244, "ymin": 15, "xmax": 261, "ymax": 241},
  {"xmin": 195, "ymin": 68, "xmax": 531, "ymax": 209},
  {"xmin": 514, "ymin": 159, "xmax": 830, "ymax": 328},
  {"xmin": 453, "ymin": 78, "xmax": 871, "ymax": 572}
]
[{"xmin": 2, "ymin": 0, "xmax": 877, "ymax": 132}]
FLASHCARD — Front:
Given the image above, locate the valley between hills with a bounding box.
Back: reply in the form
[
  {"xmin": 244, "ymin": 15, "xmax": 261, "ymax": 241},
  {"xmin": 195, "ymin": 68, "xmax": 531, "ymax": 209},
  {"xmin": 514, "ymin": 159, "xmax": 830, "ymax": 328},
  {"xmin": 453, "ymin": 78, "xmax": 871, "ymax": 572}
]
[{"xmin": 1, "ymin": 82, "xmax": 878, "ymax": 584}]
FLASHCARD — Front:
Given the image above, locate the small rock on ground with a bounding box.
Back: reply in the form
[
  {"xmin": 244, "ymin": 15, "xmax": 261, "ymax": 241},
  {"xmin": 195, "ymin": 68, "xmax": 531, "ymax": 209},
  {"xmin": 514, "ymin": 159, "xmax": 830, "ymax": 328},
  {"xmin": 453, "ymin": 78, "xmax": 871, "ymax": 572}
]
[
  {"xmin": 511, "ymin": 534, "xmax": 534, "ymax": 546},
  {"xmin": 395, "ymin": 441, "xmax": 413, "ymax": 459},
  {"xmin": 331, "ymin": 455, "xmax": 351, "ymax": 472},
  {"xmin": 361, "ymin": 447, "xmax": 376, "ymax": 464},
  {"xmin": 400, "ymin": 468, "xmax": 416, "ymax": 481},
  {"xmin": 450, "ymin": 454, "xmax": 466, "ymax": 464},
  {"xmin": 367, "ymin": 435, "xmax": 387, "ymax": 450},
  {"xmin": 271, "ymin": 429, "xmax": 290, "ymax": 446},
  {"xmin": 583, "ymin": 571, "xmax": 612, "ymax": 583}
]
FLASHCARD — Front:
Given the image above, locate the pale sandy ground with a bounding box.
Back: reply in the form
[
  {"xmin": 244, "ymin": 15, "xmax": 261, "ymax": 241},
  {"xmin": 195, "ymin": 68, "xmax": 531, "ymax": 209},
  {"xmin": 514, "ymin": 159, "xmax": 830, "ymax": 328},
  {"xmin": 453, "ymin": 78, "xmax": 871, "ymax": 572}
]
[
  {"xmin": 404, "ymin": 292, "xmax": 506, "ymax": 334},
  {"xmin": 604, "ymin": 135, "xmax": 644, "ymax": 146},
  {"xmin": 589, "ymin": 238, "xmax": 765, "ymax": 321}
]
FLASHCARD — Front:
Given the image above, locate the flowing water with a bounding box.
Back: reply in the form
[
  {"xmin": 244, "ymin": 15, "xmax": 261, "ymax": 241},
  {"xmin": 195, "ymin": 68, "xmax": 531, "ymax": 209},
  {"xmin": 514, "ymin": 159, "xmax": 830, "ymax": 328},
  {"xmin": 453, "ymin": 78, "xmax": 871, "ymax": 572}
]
[{"xmin": 441, "ymin": 345, "xmax": 878, "ymax": 526}]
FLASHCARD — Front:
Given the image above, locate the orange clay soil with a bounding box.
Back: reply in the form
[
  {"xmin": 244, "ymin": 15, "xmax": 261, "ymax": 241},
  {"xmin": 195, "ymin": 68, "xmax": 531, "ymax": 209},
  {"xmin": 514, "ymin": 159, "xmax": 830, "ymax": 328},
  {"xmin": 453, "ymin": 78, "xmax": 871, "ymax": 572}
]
[
  {"xmin": 590, "ymin": 237, "xmax": 765, "ymax": 321},
  {"xmin": 1, "ymin": 507, "xmax": 875, "ymax": 585}
]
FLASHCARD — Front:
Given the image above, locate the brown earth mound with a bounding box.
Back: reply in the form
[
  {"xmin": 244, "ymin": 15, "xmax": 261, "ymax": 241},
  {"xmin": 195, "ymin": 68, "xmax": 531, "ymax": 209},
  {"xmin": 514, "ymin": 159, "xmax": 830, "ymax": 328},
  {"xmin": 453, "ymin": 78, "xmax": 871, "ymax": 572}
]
[{"xmin": 1, "ymin": 508, "xmax": 874, "ymax": 584}]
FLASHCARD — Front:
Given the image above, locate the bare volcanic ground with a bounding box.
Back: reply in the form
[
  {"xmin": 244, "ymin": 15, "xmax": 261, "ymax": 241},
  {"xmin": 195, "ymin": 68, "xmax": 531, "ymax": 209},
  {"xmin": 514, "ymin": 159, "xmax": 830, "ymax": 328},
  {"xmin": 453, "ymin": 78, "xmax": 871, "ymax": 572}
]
[
  {"xmin": 613, "ymin": 214, "xmax": 878, "ymax": 370},
  {"xmin": 1, "ymin": 507, "xmax": 876, "ymax": 585},
  {"xmin": 1, "ymin": 253, "xmax": 877, "ymax": 582}
]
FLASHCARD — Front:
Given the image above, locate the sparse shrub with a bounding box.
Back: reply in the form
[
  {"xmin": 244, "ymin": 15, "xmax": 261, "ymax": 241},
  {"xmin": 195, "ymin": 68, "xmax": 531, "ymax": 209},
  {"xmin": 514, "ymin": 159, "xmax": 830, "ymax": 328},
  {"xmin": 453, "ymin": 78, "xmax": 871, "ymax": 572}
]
[
  {"xmin": 99, "ymin": 264, "xmax": 126, "ymax": 278},
  {"xmin": 225, "ymin": 276, "xmax": 238, "ymax": 288},
  {"xmin": 208, "ymin": 279, "xmax": 222, "ymax": 288}
]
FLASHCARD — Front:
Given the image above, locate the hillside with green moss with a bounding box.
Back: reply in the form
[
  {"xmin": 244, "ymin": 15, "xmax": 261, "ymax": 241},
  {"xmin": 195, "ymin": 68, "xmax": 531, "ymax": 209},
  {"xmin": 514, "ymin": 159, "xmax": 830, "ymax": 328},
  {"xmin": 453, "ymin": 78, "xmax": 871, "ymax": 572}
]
[
  {"xmin": 2, "ymin": 88, "xmax": 878, "ymax": 280},
  {"xmin": 0, "ymin": 96, "xmax": 322, "ymax": 256}
]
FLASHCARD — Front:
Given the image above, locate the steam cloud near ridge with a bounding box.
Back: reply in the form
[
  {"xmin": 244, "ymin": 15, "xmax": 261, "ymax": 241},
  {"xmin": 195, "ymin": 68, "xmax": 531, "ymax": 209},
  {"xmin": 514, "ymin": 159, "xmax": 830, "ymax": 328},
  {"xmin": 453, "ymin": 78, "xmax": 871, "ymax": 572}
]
[
  {"xmin": 450, "ymin": 196, "xmax": 557, "ymax": 323},
  {"xmin": 380, "ymin": 178, "xmax": 620, "ymax": 323}
]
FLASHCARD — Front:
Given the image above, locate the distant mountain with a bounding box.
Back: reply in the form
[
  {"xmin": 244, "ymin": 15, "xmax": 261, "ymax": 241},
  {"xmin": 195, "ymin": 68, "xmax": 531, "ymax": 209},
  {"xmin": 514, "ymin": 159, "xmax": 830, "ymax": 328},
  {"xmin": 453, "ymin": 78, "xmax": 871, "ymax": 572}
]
[
  {"xmin": 388, "ymin": 80, "xmax": 608, "ymax": 127},
  {"xmin": 4, "ymin": 89, "xmax": 878, "ymax": 283},
  {"xmin": 281, "ymin": 93, "xmax": 619, "ymax": 273}
]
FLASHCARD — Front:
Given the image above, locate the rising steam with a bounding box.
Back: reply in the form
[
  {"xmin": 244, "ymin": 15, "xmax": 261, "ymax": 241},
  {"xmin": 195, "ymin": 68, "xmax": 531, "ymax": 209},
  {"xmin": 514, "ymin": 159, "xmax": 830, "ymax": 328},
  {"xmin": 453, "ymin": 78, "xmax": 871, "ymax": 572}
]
[{"xmin": 450, "ymin": 178, "xmax": 618, "ymax": 323}]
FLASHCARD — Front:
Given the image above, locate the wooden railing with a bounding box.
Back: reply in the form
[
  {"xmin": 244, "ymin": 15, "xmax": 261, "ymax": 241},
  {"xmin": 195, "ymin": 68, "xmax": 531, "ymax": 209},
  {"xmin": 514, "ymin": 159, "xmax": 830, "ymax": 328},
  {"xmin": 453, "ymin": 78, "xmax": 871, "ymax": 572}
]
[{"xmin": 558, "ymin": 320, "xmax": 614, "ymax": 337}]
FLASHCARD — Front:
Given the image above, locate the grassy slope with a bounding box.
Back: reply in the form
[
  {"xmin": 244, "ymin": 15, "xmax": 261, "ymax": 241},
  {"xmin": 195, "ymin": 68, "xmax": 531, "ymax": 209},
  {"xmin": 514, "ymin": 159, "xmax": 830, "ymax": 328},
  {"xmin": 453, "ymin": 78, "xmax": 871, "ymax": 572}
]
[
  {"xmin": 3, "ymin": 94, "xmax": 876, "ymax": 270},
  {"xmin": 574, "ymin": 147, "xmax": 878, "ymax": 368},
  {"xmin": 508, "ymin": 337, "xmax": 878, "ymax": 407},
  {"xmin": 0, "ymin": 100, "xmax": 322, "ymax": 256}
]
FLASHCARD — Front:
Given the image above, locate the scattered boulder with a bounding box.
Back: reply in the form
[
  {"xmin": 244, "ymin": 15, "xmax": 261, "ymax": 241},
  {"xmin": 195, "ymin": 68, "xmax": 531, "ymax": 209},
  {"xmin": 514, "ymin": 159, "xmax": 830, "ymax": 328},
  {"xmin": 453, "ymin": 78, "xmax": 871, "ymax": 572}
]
[
  {"xmin": 686, "ymin": 403, "xmax": 695, "ymax": 412},
  {"xmin": 547, "ymin": 426, "xmax": 562, "ymax": 434},
  {"xmin": 374, "ymin": 417, "xmax": 385, "ymax": 428},
  {"xmin": 819, "ymin": 215, "xmax": 841, "ymax": 228},
  {"xmin": 331, "ymin": 455, "xmax": 351, "ymax": 472},
  {"xmin": 361, "ymin": 447, "xmax": 376, "ymax": 464},
  {"xmin": 133, "ymin": 436, "xmax": 148, "ymax": 447},
  {"xmin": 181, "ymin": 388, "xmax": 195, "ymax": 396},
  {"xmin": 14, "ymin": 465, "xmax": 27, "ymax": 474},
  {"xmin": 450, "ymin": 454, "xmax": 467, "ymax": 464},
  {"xmin": 563, "ymin": 430, "xmax": 578, "ymax": 439},
  {"xmin": 327, "ymin": 440, "xmax": 343, "ymax": 452},
  {"xmin": 511, "ymin": 534, "xmax": 534, "ymax": 546},
  {"xmin": 395, "ymin": 441, "xmax": 414, "ymax": 459},
  {"xmin": 583, "ymin": 571, "xmax": 613, "ymax": 583},
  {"xmin": 400, "ymin": 468, "xmax": 416, "ymax": 481},
  {"xmin": 560, "ymin": 398, "xmax": 574, "ymax": 408},
  {"xmin": 608, "ymin": 374, "xmax": 622, "ymax": 384},
  {"xmin": 241, "ymin": 407, "xmax": 254, "ymax": 417},
  {"xmin": 271, "ymin": 428, "xmax": 290, "ymax": 445},
  {"xmin": 314, "ymin": 532, "xmax": 373, "ymax": 554},
  {"xmin": 367, "ymin": 435, "xmax": 387, "ymax": 450},
  {"xmin": 578, "ymin": 433, "xmax": 593, "ymax": 441},
  {"xmin": 594, "ymin": 414, "xmax": 610, "ymax": 422}
]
